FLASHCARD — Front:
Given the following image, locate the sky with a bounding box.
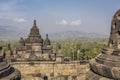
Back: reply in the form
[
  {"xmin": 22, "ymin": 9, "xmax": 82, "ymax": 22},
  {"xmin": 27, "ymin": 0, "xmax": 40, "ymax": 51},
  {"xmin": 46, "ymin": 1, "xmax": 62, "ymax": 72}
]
[{"xmin": 0, "ymin": 0, "xmax": 120, "ymax": 35}]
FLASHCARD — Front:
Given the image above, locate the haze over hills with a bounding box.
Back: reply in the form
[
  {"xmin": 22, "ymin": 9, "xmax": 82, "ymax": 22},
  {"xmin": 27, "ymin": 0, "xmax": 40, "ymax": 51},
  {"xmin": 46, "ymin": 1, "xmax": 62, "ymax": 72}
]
[
  {"xmin": 49, "ymin": 31, "xmax": 108, "ymax": 41},
  {"xmin": 0, "ymin": 26, "xmax": 26, "ymax": 40},
  {"xmin": 0, "ymin": 25, "xmax": 109, "ymax": 41}
]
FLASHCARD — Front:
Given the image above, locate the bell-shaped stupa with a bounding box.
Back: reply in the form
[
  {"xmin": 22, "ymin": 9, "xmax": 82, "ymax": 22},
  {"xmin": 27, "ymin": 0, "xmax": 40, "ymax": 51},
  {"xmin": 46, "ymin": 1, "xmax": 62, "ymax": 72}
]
[{"xmin": 86, "ymin": 9, "xmax": 120, "ymax": 80}]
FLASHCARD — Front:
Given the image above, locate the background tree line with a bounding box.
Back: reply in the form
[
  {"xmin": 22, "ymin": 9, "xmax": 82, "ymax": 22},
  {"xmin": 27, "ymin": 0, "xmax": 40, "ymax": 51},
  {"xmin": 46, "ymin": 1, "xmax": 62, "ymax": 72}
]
[{"xmin": 0, "ymin": 38, "xmax": 108, "ymax": 60}]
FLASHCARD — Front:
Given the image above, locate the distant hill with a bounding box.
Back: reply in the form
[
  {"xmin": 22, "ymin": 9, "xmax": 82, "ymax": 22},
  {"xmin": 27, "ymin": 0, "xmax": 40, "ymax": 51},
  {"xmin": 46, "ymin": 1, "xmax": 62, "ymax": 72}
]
[
  {"xmin": 0, "ymin": 26, "xmax": 108, "ymax": 41},
  {"xmin": 49, "ymin": 31, "xmax": 109, "ymax": 41},
  {"xmin": 0, "ymin": 26, "xmax": 26, "ymax": 40}
]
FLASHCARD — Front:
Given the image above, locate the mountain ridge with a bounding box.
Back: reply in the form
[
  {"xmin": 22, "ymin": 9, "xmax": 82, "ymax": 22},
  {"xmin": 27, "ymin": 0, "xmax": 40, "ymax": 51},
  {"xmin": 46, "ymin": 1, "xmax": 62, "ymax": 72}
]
[{"xmin": 0, "ymin": 27, "xmax": 109, "ymax": 41}]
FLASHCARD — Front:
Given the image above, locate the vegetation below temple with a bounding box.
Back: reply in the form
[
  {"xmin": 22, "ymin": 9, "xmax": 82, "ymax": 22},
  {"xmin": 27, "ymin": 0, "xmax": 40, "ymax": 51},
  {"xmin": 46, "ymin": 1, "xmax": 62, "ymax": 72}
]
[
  {"xmin": 0, "ymin": 36, "xmax": 108, "ymax": 60},
  {"xmin": 52, "ymin": 37, "xmax": 108, "ymax": 60}
]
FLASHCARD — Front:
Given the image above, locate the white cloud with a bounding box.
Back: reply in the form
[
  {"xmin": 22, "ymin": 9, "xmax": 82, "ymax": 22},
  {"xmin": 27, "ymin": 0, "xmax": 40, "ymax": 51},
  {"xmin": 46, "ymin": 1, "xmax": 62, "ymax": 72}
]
[
  {"xmin": 0, "ymin": 0, "xmax": 26, "ymax": 23},
  {"xmin": 56, "ymin": 19, "xmax": 81, "ymax": 26},
  {"xmin": 14, "ymin": 18, "xmax": 27, "ymax": 23},
  {"xmin": 70, "ymin": 20, "xmax": 81, "ymax": 26},
  {"xmin": 56, "ymin": 19, "xmax": 68, "ymax": 25}
]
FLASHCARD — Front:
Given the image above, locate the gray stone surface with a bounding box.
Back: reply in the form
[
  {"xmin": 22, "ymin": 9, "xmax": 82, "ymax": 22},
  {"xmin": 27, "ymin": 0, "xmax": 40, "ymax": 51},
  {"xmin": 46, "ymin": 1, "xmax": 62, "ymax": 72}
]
[{"xmin": 86, "ymin": 9, "xmax": 120, "ymax": 80}]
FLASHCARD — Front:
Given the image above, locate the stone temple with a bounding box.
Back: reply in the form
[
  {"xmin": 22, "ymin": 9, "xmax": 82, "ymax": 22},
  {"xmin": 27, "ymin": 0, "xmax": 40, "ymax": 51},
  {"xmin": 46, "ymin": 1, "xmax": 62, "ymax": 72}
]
[
  {"xmin": 0, "ymin": 47, "xmax": 21, "ymax": 80},
  {"xmin": 86, "ymin": 9, "xmax": 120, "ymax": 80},
  {"xmin": 15, "ymin": 20, "xmax": 55, "ymax": 61},
  {"xmin": 1, "ymin": 20, "xmax": 89, "ymax": 80}
]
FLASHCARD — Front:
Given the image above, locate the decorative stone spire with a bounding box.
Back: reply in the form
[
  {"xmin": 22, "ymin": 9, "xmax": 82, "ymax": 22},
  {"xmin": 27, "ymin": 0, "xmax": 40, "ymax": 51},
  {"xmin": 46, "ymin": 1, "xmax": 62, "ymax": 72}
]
[
  {"xmin": 26, "ymin": 20, "xmax": 43, "ymax": 43},
  {"xmin": 46, "ymin": 34, "xmax": 48, "ymax": 39},
  {"xmin": 33, "ymin": 20, "xmax": 36, "ymax": 26},
  {"xmin": 8, "ymin": 44, "xmax": 11, "ymax": 51},
  {"xmin": 57, "ymin": 43, "xmax": 62, "ymax": 55},
  {"xmin": 7, "ymin": 44, "xmax": 13, "ymax": 55},
  {"xmin": 58, "ymin": 43, "xmax": 61, "ymax": 50},
  {"xmin": 44, "ymin": 34, "xmax": 51, "ymax": 45},
  {"xmin": 19, "ymin": 37, "xmax": 25, "ymax": 46},
  {"xmin": 31, "ymin": 20, "xmax": 39, "ymax": 32}
]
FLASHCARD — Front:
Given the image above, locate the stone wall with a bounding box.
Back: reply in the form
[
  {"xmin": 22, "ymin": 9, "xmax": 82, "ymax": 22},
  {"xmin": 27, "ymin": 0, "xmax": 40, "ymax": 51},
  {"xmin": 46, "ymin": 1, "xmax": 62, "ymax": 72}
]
[{"xmin": 11, "ymin": 61, "xmax": 89, "ymax": 80}]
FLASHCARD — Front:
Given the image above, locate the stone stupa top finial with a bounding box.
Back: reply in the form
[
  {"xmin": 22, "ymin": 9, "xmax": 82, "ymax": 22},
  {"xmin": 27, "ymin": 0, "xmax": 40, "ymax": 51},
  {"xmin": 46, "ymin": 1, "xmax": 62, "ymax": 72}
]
[{"xmin": 33, "ymin": 20, "xmax": 36, "ymax": 26}]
